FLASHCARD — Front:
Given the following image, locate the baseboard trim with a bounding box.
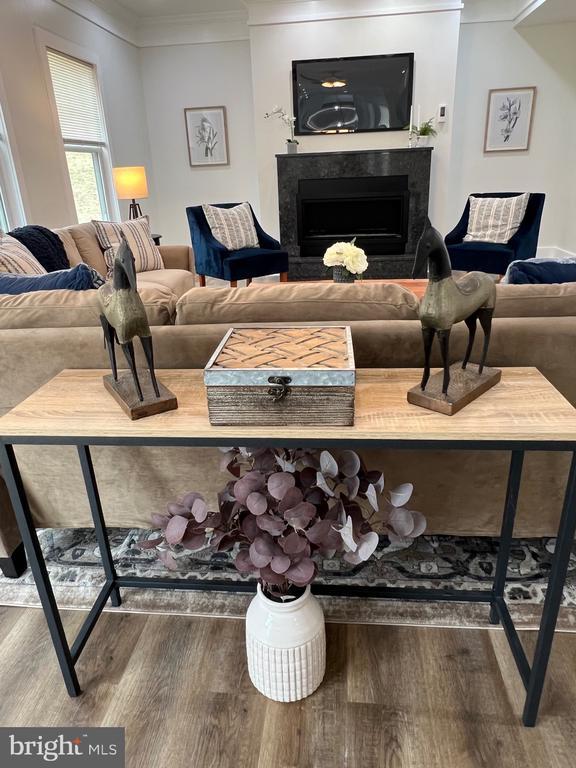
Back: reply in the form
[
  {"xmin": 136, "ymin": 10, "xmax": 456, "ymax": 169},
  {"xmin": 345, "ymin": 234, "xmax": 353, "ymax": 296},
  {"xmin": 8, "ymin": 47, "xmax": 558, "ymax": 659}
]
[{"xmin": 536, "ymin": 246, "xmax": 576, "ymax": 260}]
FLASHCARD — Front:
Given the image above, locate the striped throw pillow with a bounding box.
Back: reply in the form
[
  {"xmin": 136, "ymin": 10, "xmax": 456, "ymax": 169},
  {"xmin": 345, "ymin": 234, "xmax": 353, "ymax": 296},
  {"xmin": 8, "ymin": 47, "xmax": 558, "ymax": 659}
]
[
  {"xmin": 92, "ymin": 216, "xmax": 164, "ymax": 277},
  {"xmin": 202, "ymin": 203, "xmax": 259, "ymax": 251},
  {"xmin": 0, "ymin": 232, "xmax": 46, "ymax": 275},
  {"xmin": 464, "ymin": 194, "xmax": 529, "ymax": 244}
]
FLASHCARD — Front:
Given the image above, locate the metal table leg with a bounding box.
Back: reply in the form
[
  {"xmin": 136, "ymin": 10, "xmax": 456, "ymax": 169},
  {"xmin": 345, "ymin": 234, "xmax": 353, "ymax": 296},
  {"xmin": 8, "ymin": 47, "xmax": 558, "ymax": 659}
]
[
  {"xmin": 0, "ymin": 442, "xmax": 81, "ymax": 697},
  {"xmin": 523, "ymin": 451, "xmax": 576, "ymax": 726},
  {"xmin": 77, "ymin": 445, "xmax": 121, "ymax": 607},
  {"xmin": 490, "ymin": 451, "xmax": 524, "ymax": 624}
]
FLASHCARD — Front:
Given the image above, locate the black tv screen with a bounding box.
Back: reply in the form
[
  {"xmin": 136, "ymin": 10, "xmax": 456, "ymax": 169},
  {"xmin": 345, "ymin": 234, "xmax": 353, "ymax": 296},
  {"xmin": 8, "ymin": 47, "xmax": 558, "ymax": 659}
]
[{"xmin": 292, "ymin": 53, "xmax": 414, "ymax": 135}]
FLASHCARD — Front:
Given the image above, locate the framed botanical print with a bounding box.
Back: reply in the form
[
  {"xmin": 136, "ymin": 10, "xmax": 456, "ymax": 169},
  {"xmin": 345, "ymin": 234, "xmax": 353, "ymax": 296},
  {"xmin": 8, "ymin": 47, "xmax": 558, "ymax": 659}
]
[
  {"xmin": 185, "ymin": 106, "xmax": 229, "ymax": 167},
  {"xmin": 484, "ymin": 87, "xmax": 536, "ymax": 152}
]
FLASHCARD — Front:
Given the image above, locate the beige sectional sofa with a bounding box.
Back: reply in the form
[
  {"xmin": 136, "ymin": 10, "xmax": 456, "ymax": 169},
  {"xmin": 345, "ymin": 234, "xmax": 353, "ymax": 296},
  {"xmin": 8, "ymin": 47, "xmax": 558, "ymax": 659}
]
[
  {"xmin": 1, "ymin": 256, "xmax": 576, "ymax": 576},
  {"xmin": 0, "ymin": 224, "xmax": 196, "ymax": 327}
]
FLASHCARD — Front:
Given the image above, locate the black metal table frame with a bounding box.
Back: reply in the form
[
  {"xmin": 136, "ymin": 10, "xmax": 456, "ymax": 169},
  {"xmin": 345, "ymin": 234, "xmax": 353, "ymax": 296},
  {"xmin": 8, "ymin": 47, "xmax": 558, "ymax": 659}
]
[{"xmin": 1, "ymin": 434, "xmax": 576, "ymax": 728}]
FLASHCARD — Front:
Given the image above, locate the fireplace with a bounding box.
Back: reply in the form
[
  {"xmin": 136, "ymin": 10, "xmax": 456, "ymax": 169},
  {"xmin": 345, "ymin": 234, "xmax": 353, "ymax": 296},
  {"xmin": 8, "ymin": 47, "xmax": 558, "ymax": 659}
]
[
  {"xmin": 276, "ymin": 148, "xmax": 432, "ymax": 280},
  {"xmin": 297, "ymin": 176, "xmax": 409, "ymax": 259}
]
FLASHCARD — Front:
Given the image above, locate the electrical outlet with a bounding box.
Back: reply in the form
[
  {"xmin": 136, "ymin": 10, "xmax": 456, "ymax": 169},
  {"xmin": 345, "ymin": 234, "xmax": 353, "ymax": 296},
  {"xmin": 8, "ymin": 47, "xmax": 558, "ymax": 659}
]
[{"xmin": 438, "ymin": 104, "xmax": 447, "ymax": 123}]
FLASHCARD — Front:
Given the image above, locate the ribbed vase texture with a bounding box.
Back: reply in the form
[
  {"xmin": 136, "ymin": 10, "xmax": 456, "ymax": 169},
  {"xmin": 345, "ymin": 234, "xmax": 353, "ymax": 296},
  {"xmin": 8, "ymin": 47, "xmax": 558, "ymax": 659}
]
[
  {"xmin": 332, "ymin": 265, "xmax": 355, "ymax": 283},
  {"xmin": 245, "ymin": 584, "xmax": 326, "ymax": 701}
]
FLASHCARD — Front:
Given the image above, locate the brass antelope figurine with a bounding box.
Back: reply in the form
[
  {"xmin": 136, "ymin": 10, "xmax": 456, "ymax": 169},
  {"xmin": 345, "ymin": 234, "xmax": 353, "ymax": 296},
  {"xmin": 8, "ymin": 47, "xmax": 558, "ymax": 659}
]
[
  {"xmin": 98, "ymin": 237, "xmax": 160, "ymax": 402},
  {"xmin": 413, "ymin": 220, "xmax": 496, "ymax": 396}
]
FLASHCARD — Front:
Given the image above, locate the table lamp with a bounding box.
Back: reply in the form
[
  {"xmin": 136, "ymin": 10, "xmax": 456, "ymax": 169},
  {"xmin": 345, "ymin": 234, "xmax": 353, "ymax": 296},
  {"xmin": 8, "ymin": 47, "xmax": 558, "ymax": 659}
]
[{"xmin": 113, "ymin": 166, "xmax": 149, "ymax": 219}]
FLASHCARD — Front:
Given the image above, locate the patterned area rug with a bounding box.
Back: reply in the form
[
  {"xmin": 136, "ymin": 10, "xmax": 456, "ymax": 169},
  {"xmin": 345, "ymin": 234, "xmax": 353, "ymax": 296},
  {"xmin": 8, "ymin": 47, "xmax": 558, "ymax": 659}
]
[{"xmin": 1, "ymin": 529, "xmax": 575, "ymax": 630}]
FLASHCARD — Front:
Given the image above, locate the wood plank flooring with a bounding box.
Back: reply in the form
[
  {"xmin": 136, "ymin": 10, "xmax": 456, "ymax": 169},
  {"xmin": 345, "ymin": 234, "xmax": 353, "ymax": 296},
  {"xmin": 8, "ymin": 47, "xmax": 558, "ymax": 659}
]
[{"xmin": 0, "ymin": 605, "xmax": 575, "ymax": 768}]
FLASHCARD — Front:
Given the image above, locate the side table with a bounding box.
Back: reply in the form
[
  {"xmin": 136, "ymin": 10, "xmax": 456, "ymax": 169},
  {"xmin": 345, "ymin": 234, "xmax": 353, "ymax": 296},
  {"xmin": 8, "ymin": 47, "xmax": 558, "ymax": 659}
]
[{"xmin": 1, "ymin": 368, "xmax": 575, "ymax": 726}]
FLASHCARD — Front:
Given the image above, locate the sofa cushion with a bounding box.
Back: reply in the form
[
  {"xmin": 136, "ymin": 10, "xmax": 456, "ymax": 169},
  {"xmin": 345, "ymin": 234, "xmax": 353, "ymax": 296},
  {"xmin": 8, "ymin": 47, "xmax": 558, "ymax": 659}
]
[
  {"xmin": 93, "ymin": 216, "xmax": 164, "ymax": 276},
  {"xmin": 203, "ymin": 202, "xmax": 259, "ymax": 250},
  {"xmin": 0, "ymin": 264, "xmax": 103, "ymax": 294},
  {"xmin": 53, "ymin": 227, "xmax": 83, "ymax": 266},
  {"xmin": 465, "ymin": 193, "xmax": 529, "ymax": 243},
  {"xmin": 0, "ymin": 233, "xmax": 46, "ymax": 275},
  {"xmin": 449, "ymin": 241, "xmax": 515, "ymax": 274},
  {"xmin": 495, "ymin": 282, "xmax": 576, "ymax": 317},
  {"xmin": 507, "ymin": 261, "xmax": 576, "ymax": 285},
  {"xmin": 176, "ymin": 281, "xmax": 420, "ymax": 325},
  {"xmin": 137, "ymin": 269, "xmax": 196, "ymax": 298},
  {"xmin": 223, "ymin": 248, "xmax": 289, "ymax": 282},
  {"xmin": 60, "ymin": 222, "xmax": 108, "ymax": 275},
  {"xmin": 0, "ymin": 282, "xmax": 176, "ymax": 329}
]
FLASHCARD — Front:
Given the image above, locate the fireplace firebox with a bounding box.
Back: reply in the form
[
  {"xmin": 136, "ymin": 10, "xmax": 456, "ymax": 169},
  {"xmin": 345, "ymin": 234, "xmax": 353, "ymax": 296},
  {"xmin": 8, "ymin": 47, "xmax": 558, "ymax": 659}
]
[
  {"xmin": 297, "ymin": 176, "xmax": 409, "ymax": 259},
  {"xmin": 276, "ymin": 148, "xmax": 432, "ymax": 280}
]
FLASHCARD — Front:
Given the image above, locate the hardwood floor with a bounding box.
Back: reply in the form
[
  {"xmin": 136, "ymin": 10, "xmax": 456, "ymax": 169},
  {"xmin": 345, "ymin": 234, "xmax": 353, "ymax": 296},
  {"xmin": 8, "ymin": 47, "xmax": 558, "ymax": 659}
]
[{"xmin": 0, "ymin": 605, "xmax": 575, "ymax": 768}]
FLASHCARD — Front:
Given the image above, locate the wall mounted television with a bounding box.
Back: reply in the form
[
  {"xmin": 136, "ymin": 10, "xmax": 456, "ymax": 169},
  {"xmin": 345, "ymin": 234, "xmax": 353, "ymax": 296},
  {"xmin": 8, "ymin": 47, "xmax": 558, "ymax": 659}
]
[{"xmin": 292, "ymin": 53, "xmax": 414, "ymax": 136}]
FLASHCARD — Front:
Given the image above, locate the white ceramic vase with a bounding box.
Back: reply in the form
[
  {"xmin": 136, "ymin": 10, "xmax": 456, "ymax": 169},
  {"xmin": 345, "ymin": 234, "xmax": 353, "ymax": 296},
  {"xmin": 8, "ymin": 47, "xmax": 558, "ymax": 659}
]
[{"xmin": 245, "ymin": 583, "xmax": 326, "ymax": 702}]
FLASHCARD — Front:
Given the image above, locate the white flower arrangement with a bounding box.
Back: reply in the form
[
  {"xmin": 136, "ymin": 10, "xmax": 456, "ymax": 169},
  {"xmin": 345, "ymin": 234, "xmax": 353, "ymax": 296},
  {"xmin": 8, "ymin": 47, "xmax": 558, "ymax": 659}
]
[
  {"xmin": 264, "ymin": 105, "xmax": 298, "ymax": 143},
  {"xmin": 323, "ymin": 239, "xmax": 368, "ymax": 276}
]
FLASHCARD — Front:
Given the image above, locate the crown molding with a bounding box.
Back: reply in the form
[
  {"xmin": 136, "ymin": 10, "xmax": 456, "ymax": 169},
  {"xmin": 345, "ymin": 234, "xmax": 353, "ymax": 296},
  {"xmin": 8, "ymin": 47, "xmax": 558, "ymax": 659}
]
[
  {"xmin": 52, "ymin": 0, "xmax": 138, "ymax": 45},
  {"xmin": 245, "ymin": 0, "xmax": 463, "ymax": 27},
  {"xmin": 134, "ymin": 11, "xmax": 249, "ymax": 47},
  {"xmin": 460, "ymin": 0, "xmax": 550, "ymax": 25}
]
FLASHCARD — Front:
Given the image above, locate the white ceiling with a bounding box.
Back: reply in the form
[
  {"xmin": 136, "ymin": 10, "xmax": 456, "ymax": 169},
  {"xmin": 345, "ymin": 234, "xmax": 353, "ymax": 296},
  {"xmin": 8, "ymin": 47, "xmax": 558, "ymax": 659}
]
[{"xmin": 113, "ymin": 0, "xmax": 248, "ymax": 16}]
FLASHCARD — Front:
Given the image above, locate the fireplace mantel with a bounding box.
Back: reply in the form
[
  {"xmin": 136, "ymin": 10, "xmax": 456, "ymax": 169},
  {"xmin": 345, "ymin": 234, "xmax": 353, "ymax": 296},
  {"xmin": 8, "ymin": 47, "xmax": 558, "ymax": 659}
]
[
  {"xmin": 275, "ymin": 147, "xmax": 433, "ymax": 160},
  {"xmin": 276, "ymin": 147, "xmax": 432, "ymax": 280}
]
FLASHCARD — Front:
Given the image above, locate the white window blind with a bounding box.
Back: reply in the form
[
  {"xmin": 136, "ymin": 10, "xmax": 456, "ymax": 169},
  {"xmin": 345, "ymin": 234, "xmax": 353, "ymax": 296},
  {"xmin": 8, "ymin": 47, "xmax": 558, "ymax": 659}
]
[{"xmin": 46, "ymin": 49, "xmax": 106, "ymax": 145}]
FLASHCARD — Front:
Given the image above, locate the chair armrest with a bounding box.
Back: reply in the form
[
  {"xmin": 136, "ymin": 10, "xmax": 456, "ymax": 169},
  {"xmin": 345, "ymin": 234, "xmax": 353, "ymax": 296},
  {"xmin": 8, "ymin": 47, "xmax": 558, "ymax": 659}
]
[
  {"xmin": 159, "ymin": 245, "xmax": 195, "ymax": 273},
  {"xmin": 253, "ymin": 217, "xmax": 281, "ymax": 250},
  {"xmin": 445, "ymin": 201, "xmax": 470, "ymax": 245}
]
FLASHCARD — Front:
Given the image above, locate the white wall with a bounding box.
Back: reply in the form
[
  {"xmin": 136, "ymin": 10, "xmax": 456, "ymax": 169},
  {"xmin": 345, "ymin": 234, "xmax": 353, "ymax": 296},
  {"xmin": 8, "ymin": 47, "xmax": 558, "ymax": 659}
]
[
  {"xmin": 451, "ymin": 19, "xmax": 576, "ymax": 251},
  {"xmin": 0, "ymin": 0, "xmax": 153, "ymax": 227},
  {"xmin": 248, "ymin": 8, "xmax": 462, "ymax": 237},
  {"xmin": 139, "ymin": 40, "xmax": 259, "ymax": 246}
]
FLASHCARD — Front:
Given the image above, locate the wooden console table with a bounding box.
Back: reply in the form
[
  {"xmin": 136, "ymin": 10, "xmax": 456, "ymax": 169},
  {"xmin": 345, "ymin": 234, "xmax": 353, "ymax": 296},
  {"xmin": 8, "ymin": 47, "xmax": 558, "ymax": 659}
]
[{"xmin": 1, "ymin": 368, "xmax": 576, "ymax": 727}]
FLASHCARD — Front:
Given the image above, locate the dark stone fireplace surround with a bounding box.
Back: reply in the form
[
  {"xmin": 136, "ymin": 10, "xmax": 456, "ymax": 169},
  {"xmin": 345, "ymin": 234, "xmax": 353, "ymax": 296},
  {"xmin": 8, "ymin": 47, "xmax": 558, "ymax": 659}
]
[{"xmin": 277, "ymin": 147, "xmax": 432, "ymax": 280}]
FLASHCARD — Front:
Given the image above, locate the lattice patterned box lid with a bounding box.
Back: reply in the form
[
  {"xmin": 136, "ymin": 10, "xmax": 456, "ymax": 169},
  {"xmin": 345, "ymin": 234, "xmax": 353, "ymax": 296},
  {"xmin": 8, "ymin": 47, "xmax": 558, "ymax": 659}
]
[{"xmin": 204, "ymin": 326, "xmax": 355, "ymax": 387}]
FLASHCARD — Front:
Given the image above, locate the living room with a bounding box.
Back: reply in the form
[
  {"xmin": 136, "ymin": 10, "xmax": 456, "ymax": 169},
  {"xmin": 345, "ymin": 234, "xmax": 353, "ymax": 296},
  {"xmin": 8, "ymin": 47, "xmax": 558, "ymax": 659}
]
[{"xmin": 0, "ymin": 0, "xmax": 575, "ymax": 766}]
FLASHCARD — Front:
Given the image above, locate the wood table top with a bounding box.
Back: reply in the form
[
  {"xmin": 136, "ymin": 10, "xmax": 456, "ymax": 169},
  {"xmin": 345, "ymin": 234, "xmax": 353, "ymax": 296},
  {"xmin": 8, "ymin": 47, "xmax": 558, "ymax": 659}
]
[{"xmin": 1, "ymin": 368, "xmax": 576, "ymax": 446}]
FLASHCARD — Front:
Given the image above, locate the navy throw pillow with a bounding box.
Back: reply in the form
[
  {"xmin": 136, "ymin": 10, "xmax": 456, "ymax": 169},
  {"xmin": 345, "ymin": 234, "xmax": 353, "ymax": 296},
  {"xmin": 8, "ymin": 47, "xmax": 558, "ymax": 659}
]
[
  {"xmin": 9, "ymin": 225, "xmax": 70, "ymax": 272},
  {"xmin": 508, "ymin": 261, "xmax": 576, "ymax": 285},
  {"xmin": 0, "ymin": 264, "xmax": 104, "ymax": 295}
]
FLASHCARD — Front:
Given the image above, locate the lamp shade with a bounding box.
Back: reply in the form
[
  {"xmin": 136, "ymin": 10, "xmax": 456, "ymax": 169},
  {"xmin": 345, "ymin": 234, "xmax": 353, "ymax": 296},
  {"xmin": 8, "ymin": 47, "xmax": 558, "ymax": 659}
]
[{"xmin": 113, "ymin": 166, "xmax": 148, "ymax": 200}]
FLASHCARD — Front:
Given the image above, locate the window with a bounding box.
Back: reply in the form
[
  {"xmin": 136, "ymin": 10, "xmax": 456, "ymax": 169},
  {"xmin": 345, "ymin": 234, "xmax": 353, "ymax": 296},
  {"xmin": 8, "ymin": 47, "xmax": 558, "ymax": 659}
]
[
  {"xmin": 46, "ymin": 48, "xmax": 114, "ymax": 222},
  {"xmin": 0, "ymin": 104, "xmax": 24, "ymax": 231}
]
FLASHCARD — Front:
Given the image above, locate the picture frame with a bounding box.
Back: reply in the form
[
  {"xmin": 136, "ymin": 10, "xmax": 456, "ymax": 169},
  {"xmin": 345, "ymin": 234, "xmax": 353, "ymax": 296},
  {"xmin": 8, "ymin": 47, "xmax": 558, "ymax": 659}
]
[
  {"xmin": 184, "ymin": 106, "xmax": 229, "ymax": 167},
  {"xmin": 484, "ymin": 87, "xmax": 536, "ymax": 153}
]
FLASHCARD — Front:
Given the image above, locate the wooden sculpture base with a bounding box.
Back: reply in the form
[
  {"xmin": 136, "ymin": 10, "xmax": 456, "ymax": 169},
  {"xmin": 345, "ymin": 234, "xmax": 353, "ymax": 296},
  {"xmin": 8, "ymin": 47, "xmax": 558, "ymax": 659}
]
[
  {"xmin": 407, "ymin": 362, "xmax": 502, "ymax": 416},
  {"xmin": 103, "ymin": 370, "xmax": 178, "ymax": 420}
]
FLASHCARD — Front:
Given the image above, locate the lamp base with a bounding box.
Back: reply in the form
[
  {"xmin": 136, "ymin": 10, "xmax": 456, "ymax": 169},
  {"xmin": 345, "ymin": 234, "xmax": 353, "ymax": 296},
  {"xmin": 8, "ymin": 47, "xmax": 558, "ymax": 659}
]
[{"xmin": 128, "ymin": 200, "xmax": 143, "ymax": 219}]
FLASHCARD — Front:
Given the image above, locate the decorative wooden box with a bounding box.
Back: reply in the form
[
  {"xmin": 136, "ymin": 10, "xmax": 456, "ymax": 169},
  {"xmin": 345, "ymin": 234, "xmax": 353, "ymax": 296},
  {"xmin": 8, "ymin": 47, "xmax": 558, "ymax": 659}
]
[{"xmin": 204, "ymin": 326, "xmax": 355, "ymax": 426}]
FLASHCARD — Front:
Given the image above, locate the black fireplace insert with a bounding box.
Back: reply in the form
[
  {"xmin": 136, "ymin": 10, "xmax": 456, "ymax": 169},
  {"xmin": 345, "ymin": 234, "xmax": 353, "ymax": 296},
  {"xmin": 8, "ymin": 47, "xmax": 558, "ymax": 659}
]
[{"xmin": 297, "ymin": 175, "xmax": 409, "ymax": 259}]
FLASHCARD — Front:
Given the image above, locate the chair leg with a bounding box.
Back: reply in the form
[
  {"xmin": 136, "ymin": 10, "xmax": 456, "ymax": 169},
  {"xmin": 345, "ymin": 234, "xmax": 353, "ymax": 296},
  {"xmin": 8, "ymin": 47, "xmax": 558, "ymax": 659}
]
[
  {"xmin": 280, "ymin": 272, "xmax": 289, "ymax": 283},
  {"xmin": 230, "ymin": 280, "xmax": 237, "ymax": 288},
  {"xmin": 198, "ymin": 275, "xmax": 206, "ymax": 287}
]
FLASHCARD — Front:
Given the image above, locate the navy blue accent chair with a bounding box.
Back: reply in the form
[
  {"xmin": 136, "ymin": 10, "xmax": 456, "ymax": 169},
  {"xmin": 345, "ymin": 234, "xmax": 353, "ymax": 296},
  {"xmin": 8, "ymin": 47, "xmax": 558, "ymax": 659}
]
[
  {"xmin": 186, "ymin": 203, "xmax": 289, "ymax": 286},
  {"xmin": 445, "ymin": 192, "xmax": 545, "ymax": 275}
]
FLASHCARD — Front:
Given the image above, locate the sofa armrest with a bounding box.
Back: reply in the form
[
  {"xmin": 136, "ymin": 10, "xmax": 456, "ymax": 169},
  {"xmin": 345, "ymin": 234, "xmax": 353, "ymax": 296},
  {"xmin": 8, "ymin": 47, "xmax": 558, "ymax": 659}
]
[{"xmin": 159, "ymin": 245, "xmax": 195, "ymax": 273}]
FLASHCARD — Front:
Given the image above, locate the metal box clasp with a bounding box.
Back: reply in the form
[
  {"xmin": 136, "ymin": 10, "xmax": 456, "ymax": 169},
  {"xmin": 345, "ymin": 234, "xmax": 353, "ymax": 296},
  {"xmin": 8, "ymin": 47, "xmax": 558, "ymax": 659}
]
[{"xmin": 268, "ymin": 376, "xmax": 292, "ymax": 402}]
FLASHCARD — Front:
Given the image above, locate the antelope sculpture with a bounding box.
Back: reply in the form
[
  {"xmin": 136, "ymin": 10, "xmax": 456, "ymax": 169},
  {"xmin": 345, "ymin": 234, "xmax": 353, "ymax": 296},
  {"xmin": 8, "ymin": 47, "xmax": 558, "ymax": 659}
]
[
  {"xmin": 413, "ymin": 220, "xmax": 497, "ymax": 396},
  {"xmin": 98, "ymin": 237, "xmax": 160, "ymax": 402}
]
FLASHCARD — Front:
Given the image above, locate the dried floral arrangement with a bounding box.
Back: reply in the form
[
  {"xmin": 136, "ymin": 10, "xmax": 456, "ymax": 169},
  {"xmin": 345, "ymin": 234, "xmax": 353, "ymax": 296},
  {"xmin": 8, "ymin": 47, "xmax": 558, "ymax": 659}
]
[{"xmin": 141, "ymin": 448, "xmax": 425, "ymax": 599}]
